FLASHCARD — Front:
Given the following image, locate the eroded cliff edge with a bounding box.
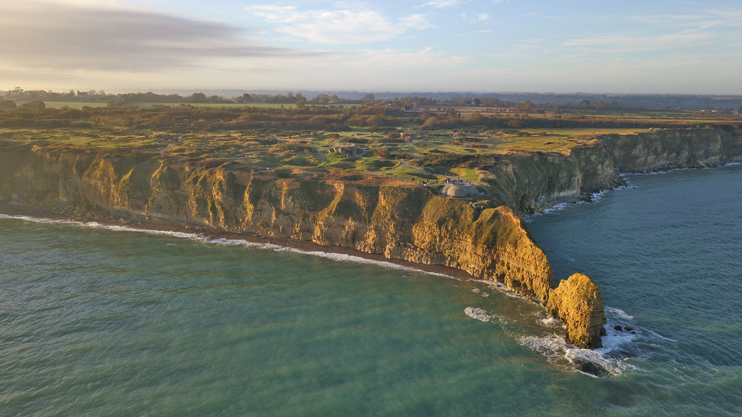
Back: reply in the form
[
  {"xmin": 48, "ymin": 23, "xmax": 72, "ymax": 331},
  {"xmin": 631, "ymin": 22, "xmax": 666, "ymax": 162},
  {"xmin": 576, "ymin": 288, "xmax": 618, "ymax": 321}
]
[
  {"xmin": 0, "ymin": 140, "xmax": 606, "ymax": 348},
  {"xmin": 2, "ymin": 127, "xmax": 739, "ymax": 350},
  {"xmin": 477, "ymin": 127, "xmax": 742, "ymax": 214}
]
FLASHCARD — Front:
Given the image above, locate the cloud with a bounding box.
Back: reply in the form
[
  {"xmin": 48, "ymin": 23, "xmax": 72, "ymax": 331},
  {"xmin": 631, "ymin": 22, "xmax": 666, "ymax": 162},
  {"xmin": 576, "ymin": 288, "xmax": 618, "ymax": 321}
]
[
  {"xmin": 248, "ymin": 5, "xmax": 433, "ymax": 44},
  {"xmin": 475, "ymin": 13, "xmax": 491, "ymax": 21},
  {"xmin": 421, "ymin": 0, "xmax": 471, "ymax": 7},
  {"xmin": 563, "ymin": 32, "xmax": 713, "ymax": 54},
  {"xmin": 0, "ymin": 1, "xmax": 316, "ymax": 72}
]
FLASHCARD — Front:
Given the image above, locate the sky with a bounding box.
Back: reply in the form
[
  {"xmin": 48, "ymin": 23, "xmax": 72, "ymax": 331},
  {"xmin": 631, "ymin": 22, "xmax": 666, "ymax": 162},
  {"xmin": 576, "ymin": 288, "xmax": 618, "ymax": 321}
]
[{"xmin": 1, "ymin": 0, "xmax": 742, "ymax": 94}]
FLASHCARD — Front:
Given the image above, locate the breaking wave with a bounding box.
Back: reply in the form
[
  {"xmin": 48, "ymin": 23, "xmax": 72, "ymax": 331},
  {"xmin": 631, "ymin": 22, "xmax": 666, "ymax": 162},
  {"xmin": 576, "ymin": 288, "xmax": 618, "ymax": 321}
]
[
  {"xmin": 465, "ymin": 304, "xmax": 642, "ymax": 377},
  {"xmin": 0, "ymin": 214, "xmax": 460, "ymax": 280}
]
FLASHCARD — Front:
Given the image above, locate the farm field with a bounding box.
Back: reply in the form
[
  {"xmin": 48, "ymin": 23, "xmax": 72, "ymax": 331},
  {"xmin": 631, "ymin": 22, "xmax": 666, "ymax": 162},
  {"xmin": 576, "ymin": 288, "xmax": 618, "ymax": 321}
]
[
  {"xmin": 12, "ymin": 101, "xmax": 363, "ymax": 110},
  {"xmin": 1, "ymin": 97, "xmax": 739, "ymax": 189}
]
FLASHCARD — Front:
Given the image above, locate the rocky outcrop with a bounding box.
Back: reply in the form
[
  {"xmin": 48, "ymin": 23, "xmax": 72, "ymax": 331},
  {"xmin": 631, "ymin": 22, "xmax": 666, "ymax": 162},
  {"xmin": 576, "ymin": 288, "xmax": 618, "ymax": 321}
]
[
  {"xmin": 476, "ymin": 128, "xmax": 742, "ymax": 214},
  {"xmin": 478, "ymin": 146, "xmax": 623, "ymax": 214},
  {"xmin": 0, "ymin": 141, "xmax": 608, "ymax": 348},
  {"xmin": 599, "ymin": 127, "xmax": 742, "ymax": 172},
  {"xmin": 546, "ymin": 274, "xmax": 607, "ymax": 349},
  {"xmin": 3, "ymin": 128, "xmax": 740, "ymax": 348},
  {"xmin": 0, "ymin": 143, "xmax": 554, "ymax": 297},
  {"xmin": 7, "ymin": 127, "xmax": 738, "ymax": 348}
]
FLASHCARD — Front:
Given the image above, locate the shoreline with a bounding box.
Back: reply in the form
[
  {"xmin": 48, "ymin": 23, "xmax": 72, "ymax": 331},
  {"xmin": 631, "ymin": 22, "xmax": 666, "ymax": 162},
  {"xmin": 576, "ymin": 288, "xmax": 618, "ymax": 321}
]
[
  {"xmin": 0, "ymin": 204, "xmax": 481, "ymax": 284},
  {"xmin": 526, "ymin": 162, "xmax": 742, "ymax": 219}
]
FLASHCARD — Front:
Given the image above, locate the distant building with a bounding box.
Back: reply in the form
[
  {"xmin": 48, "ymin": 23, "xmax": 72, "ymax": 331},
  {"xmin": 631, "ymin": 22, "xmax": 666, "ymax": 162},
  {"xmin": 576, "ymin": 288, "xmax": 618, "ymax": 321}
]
[{"xmin": 401, "ymin": 107, "xmax": 420, "ymax": 113}]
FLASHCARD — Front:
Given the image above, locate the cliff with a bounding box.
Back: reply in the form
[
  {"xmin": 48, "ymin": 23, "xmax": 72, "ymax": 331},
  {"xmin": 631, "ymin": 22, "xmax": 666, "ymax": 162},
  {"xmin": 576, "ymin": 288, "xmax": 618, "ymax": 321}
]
[
  {"xmin": 546, "ymin": 274, "xmax": 607, "ymax": 349},
  {"xmin": 0, "ymin": 140, "xmax": 605, "ymax": 348},
  {"xmin": 477, "ymin": 127, "xmax": 742, "ymax": 214},
  {"xmin": 4, "ymin": 128, "xmax": 737, "ymax": 349}
]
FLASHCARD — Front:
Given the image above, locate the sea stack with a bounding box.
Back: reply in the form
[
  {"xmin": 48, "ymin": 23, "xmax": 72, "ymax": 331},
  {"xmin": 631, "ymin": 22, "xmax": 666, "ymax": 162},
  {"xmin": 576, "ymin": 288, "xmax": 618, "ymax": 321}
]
[
  {"xmin": 0, "ymin": 141, "xmax": 612, "ymax": 348},
  {"xmin": 546, "ymin": 273, "xmax": 607, "ymax": 349}
]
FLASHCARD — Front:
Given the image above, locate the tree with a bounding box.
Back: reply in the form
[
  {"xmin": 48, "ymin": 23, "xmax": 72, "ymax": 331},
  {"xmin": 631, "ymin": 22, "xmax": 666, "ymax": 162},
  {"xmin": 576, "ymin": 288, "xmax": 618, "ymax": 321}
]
[
  {"xmin": 362, "ymin": 94, "xmax": 375, "ymax": 103},
  {"xmin": 365, "ymin": 115, "xmax": 385, "ymax": 127},
  {"xmin": 465, "ymin": 112, "xmax": 485, "ymax": 124},
  {"xmin": 738, "ymin": 105, "xmax": 742, "ymax": 114},
  {"xmin": 188, "ymin": 92, "xmax": 207, "ymax": 103},
  {"xmin": 0, "ymin": 100, "xmax": 16, "ymax": 110},
  {"xmin": 19, "ymin": 101, "xmax": 45, "ymax": 111},
  {"xmin": 374, "ymin": 147, "xmax": 390, "ymax": 158},
  {"xmin": 422, "ymin": 116, "xmax": 440, "ymax": 128}
]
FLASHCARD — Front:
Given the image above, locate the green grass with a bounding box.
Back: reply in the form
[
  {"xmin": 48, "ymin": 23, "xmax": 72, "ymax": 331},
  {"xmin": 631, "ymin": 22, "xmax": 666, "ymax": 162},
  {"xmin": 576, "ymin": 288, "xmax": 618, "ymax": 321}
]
[
  {"xmin": 355, "ymin": 157, "xmax": 398, "ymax": 172},
  {"xmin": 387, "ymin": 166, "xmax": 444, "ymax": 182},
  {"xmin": 0, "ymin": 128, "xmax": 156, "ymax": 149},
  {"xmin": 450, "ymin": 168, "xmax": 480, "ymax": 183}
]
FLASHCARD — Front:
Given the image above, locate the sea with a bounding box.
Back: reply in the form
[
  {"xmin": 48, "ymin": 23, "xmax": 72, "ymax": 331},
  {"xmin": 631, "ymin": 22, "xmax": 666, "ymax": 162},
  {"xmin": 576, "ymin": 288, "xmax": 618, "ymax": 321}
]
[{"xmin": 1, "ymin": 164, "xmax": 740, "ymax": 416}]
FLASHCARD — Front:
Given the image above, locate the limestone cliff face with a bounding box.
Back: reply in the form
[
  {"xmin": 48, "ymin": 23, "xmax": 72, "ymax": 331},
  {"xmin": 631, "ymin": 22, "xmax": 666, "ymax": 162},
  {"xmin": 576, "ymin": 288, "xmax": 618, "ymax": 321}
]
[
  {"xmin": 599, "ymin": 128, "xmax": 742, "ymax": 172},
  {"xmin": 546, "ymin": 274, "xmax": 607, "ymax": 349},
  {"xmin": 0, "ymin": 141, "xmax": 606, "ymax": 348},
  {"xmin": 4, "ymin": 128, "xmax": 739, "ymax": 349},
  {"xmin": 478, "ymin": 128, "xmax": 742, "ymax": 214},
  {"xmin": 480, "ymin": 146, "xmax": 622, "ymax": 214}
]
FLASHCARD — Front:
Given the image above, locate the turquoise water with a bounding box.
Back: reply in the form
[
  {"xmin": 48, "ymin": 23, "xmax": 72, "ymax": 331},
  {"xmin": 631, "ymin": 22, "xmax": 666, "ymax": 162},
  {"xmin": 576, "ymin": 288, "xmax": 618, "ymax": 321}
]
[{"xmin": 1, "ymin": 164, "xmax": 741, "ymax": 416}]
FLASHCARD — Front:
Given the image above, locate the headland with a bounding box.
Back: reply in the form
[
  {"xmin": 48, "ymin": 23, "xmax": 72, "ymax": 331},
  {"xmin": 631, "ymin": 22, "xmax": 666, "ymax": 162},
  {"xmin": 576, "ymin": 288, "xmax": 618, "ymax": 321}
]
[{"xmin": 1, "ymin": 98, "xmax": 740, "ymax": 349}]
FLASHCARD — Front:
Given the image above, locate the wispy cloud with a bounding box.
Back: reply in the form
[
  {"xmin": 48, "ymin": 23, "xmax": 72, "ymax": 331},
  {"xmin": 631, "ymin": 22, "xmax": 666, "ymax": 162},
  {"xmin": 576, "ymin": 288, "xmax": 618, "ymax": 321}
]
[
  {"xmin": 247, "ymin": 6, "xmax": 433, "ymax": 44},
  {"xmin": 563, "ymin": 32, "xmax": 713, "ymax": 54},
  {"xmin": 0, "ymin": 1, "xmax": 317, "ymax": 72},
  {"xmin": 421, "ymin": 0, "xmax": 471, "ymax": 8}
]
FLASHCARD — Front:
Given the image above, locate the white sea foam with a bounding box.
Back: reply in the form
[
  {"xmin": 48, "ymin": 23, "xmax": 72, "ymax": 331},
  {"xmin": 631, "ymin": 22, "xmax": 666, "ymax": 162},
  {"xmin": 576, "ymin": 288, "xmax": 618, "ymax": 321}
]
[
  {"xmin": 466, "ymin": 278, "xmax": 534, "ymax": 301},
  {"xmin": 471, "ymin": 288, "xmax": 481, "ymax": 294},
  {"xmin": 606, "ymin": 306, "xmax": 634, "ymax": 319},
  {"xmin": 543, "ymin": 202, "xmax": 569, "ymax": 214},
  {"xmin": 538, "ymin": 315, "xmax": 564, "ymax": 328},
  {"xmin": 464, "ymin": 307, "xmax": 503, "ymax": 324},
  {"xmin": 0, "ymin": 213, "xmax": 459, "ymax": 280},
  {"xmin": 591, "ymin": 189, "xmax": 610, "ymax": 203},
  {"xmin": 516, "ymin": 304, "xmax": 644, "ymax": 377},
  {"xmin": 464, "ymin": 307, "xmax": 492, "ymax": 322},
  {"xmin": 518, "ymin": 333, "xmax": 635, "ymax": 377}
]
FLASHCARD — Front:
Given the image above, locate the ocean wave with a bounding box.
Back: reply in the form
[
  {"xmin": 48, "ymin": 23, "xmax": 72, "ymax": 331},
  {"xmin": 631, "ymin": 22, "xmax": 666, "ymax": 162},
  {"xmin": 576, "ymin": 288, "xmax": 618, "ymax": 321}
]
[
  {"xmin": 464, "ymin": 307, "xmax": 492, "ymax": 322},
  {"xmin": 532, "ymin": 186, "xmax": 633, "ymax": 218},
  {"xmin": 543, "ymin": 202, "xmax": 570, "ymax": 214},
  {"xmin": 464, "ymin": 307, "xmax": 503, "ymax": 323},
  {"xmin": 538, "ymin": 314, "xmax": 564, "ymax": 328},
  {"xmin": 0, "ymin": 213, "xmax": 458, "ymax": 280},
  {"xmin": 606, "ymin": 306, "xmax": 634, "ymax": 319},
  {"xmin": 467, "ymin": 278, "xmax": 534, "ymax": 301},
  {"xmin": 463, "ymin": 303, "xmax": 637, "ymax": 377},
  {"xmin": 518, "ymin": 333, "xmax": 635, "ymax": 377},
  {"xmin": 591, "ymin": 189, "xmax": 610, "ymax": 203}
]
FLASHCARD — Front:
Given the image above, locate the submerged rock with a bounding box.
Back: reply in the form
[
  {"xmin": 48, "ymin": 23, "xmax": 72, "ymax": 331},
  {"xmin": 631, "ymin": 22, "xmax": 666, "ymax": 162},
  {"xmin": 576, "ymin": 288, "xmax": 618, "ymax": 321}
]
[{"xmin": 546, "ymin": 273, "xmax": 607, "ymax": 349}]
